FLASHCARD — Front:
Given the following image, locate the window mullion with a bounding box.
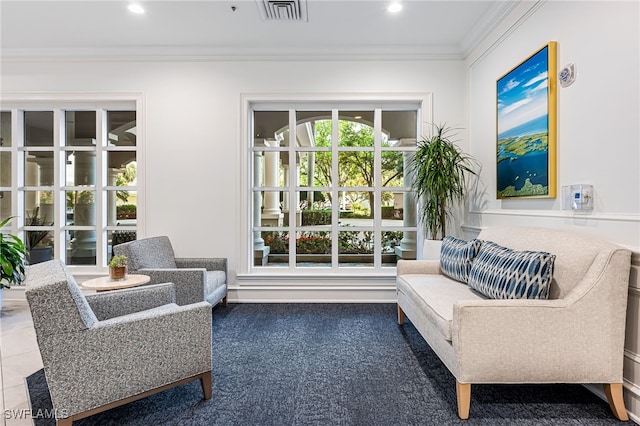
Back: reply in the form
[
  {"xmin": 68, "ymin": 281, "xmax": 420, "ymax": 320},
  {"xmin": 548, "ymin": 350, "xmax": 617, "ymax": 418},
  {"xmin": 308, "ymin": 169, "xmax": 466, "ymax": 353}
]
[
  {"xmin": 288, "ymin": 108, "xmax": 296, "ymax": 271},
  {"xmin": 330, "ymin": 109, "xmax": 339, "ymax": 271},
  {"xmin": 13, "ymin": 110, "xmax": 24, "ymax": 233},
  {"xmin": 53, "ymin": 109, "xmax": 63, "ymax": 263},
  {"xmin": 96, "ymin": 109, "xmax": 107, "ymax": 268},
  {"xmin": 373, "ymin": 108, "xmax": 382, "ymax": 269}
]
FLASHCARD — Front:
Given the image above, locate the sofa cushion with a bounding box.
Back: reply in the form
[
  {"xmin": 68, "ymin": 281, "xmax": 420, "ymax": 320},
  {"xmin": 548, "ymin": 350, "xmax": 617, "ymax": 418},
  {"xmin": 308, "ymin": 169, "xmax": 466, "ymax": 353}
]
[
  {"xmin": 439, "ymin": 236, "xmax": 483, "ymax": 283},
  {"xmin": 397, "ymin": 274, "xmax": 486, "ymax": 341},
  {"xmin": 468, "ymin": 241, "xmax": 556, "ymax": 300}
]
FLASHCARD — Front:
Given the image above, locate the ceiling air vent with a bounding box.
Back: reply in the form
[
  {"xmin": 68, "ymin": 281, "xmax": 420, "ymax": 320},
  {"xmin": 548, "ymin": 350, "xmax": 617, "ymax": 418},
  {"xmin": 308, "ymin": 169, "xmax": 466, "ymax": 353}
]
[{"xmin": 257, "ymin": 0, "xmax": 308, "ymax": 22}]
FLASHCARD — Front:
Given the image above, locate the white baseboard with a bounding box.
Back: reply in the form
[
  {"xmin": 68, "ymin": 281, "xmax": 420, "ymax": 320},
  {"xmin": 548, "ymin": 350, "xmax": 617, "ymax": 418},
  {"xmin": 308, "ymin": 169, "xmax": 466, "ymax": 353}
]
[
  {"xmin": 3, "ymin": 286, "xmax": 26, "ymax": 302},
  {"xmin": 4, "ymin": 281, "xmax": 398, "ymax": 304},
  {"xmin": 227, "ymin": 284, "xmax": 396, "ymax": 303},
  {"xmin": 230, "ymin": 274, "xmax": 397, "ymax": 303}
]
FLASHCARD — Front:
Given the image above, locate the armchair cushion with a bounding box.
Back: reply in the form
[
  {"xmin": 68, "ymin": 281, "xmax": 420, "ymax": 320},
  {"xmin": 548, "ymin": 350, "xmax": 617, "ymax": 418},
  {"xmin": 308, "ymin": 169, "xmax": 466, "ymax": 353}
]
[
  {"xmin": 439, "ymin": 236, "xmax": 483, "ymax": 283},
  {"xmin": 205, "ymin": 270, "xmax": 227, "ymax": 306},
  {"xmin": 467, "ymin": 240, "xmax": 556, "ymax": 300},
  {"xmin": 206, "ymin": 270, "xmax": 226, "ymax": 292}
]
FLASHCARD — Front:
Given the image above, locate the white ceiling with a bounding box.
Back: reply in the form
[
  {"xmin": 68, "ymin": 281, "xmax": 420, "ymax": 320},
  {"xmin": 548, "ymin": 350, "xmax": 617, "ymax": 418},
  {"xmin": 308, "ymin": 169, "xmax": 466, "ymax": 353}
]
[{"xmin": 0, "ymin": 0, "xmax": 519, "ymax": 60}]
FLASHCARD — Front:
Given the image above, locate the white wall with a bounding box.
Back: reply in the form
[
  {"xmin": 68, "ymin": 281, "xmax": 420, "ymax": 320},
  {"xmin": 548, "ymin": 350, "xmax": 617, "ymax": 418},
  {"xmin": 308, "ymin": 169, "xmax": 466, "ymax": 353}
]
[
  {"xmin": 0, "ymin": 59, "xmax": 466, "ymax": 284},
  {"xmin": 466, "ymin": 0, "xmax": 639, "ymax": 246},
  {"xmin": 466, "ymin": 0, "xmax": 640, "ymax": 421}
]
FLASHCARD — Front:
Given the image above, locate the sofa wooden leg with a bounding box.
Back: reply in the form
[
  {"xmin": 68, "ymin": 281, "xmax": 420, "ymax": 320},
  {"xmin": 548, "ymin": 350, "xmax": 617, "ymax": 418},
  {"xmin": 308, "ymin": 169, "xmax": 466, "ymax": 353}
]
[
  {"xmin": 456, "ymin": 380, "xmax": 471, "ymax": 420},
  {"xmin": 397, "ymin": 305, "xmax": 405, "ymax": 325},
  {"xmin": 604, "ymin": 383, "xmax": 628, "ymax": 421},
  {"xmin": 223, "ymin": 296, "xmax": 228, "ymax": 307},
  {"xmin": 201, "ymin": 371, "xmax": 213, "ymax": 400}
]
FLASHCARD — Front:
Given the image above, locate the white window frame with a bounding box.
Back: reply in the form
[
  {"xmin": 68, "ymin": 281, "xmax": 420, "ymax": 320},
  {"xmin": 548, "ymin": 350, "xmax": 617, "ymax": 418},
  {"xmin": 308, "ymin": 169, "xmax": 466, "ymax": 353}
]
[
  {"xmin": 0, "ymin": 93, "xmax": 144, "ymax": 274},
  {"xmin": 239, "ymin": 93, "xmax": 432, "ymax": 279}
]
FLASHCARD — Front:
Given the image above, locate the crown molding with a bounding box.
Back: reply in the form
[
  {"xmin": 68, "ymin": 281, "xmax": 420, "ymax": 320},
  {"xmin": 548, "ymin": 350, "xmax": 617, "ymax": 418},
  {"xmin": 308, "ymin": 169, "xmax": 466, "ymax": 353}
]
[
  {"xmin": 0, "ymin": 0, "xmax": 528, "ymax": 63},
  {"xmin": 0, "ymin": 44, "xmax": 466, "ymax": 63},
  {"xmin": 459, "ymin": 0, "xmax": 523, "ymax": 59}
]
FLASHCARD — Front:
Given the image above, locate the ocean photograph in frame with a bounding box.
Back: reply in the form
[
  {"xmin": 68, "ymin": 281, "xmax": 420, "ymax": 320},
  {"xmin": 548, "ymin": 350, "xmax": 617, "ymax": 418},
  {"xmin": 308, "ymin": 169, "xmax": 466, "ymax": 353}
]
[{"xmin": 496, "ymin": 41, "xmax": 557, "ymax": 198}]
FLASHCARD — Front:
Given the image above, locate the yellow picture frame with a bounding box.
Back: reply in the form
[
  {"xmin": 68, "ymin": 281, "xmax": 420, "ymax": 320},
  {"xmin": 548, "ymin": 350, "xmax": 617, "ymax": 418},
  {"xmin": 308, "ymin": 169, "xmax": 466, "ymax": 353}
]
[{"xmin": 496, "ymin": 41, "xmax": 557, "ymax": 199}]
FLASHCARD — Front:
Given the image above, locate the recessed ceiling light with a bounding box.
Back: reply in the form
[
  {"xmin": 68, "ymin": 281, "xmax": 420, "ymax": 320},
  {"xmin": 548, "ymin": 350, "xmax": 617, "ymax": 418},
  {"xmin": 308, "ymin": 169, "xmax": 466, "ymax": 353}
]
[
  {"xmin": 388, "ymin": 2, "xmax": 402, "ymax": 13},
  {"xmin": 128, "ymin": 3, "xmax": 145, "ymax": 14}
]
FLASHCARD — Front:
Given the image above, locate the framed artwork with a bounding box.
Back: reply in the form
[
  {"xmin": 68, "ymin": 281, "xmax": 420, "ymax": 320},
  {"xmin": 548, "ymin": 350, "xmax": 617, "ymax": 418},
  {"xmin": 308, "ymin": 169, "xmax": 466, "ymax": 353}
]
[{"xmin": 496, "ymin": 41, "xmax": 557, "ymax": 198}]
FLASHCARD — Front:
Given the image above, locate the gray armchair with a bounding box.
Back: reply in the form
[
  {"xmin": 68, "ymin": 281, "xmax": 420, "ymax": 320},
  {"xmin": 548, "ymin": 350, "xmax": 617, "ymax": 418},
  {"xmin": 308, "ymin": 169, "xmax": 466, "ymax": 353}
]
[
  {"xmin": 113, "ymin": 235, "xmax": 228, "ymax": 307},
  {"xmin": 25, "ymin": 259, "xmax": 213, "ymax": 426}
]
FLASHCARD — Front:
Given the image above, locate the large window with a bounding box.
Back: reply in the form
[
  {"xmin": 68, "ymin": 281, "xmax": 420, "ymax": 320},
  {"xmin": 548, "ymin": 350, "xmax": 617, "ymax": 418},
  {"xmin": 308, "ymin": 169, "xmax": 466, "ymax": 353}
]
[
  {"xmin": 250, "ymin": 102, "xmax": 422, "ymax": 273},
  {"xmin": 0, "ymin": 103, "xmax": 139, "ymax": 272}
]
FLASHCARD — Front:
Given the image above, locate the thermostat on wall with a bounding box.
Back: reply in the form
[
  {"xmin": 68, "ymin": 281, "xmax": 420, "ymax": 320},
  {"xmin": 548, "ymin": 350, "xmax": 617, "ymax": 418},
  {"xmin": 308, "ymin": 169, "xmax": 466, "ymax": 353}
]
[{"xmin": 559, "ymin": 63, "xmax": 576, "ymax": 87}]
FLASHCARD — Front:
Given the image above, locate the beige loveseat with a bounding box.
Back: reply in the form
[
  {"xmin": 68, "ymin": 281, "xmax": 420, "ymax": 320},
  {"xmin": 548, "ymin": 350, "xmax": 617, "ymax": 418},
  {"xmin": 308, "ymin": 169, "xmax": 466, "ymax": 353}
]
[{"xmin": 396, "ymin": 226, "xmax": 632, "ymax": 420}]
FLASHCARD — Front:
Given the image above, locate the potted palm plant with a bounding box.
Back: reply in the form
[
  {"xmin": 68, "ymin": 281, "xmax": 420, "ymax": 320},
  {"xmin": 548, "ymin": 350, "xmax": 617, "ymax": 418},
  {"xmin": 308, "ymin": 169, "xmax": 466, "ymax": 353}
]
[
  {"xmin": 410, "ymin": 124, "xmax": 478, "ymax": 255},
  {"xmin": 0, "ymin": 217, "xmax": 28, "ymax": 310}
]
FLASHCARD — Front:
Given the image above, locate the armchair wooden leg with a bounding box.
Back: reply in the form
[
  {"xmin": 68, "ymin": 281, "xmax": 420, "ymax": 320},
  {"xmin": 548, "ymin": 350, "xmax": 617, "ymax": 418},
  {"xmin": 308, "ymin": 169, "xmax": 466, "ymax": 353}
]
[
  {"xmin": 56, "ymin": 418, "xmax": 73, "ymax": 426},
  {"xmin": 456, "ymin": 380, "xmax": 471, "ymax": 420},
  {"xmin": 200, "ymin": 370, "xmax": 212, "ymax": 400},
  {"xmin": 397, "ymin": 305, "xmax": 405, "ymax": 325},
  {"xmin": 223, "ymin": 295, "xmax": 228, "ymax": 307},
  {"xmin": 604, "ymin": 383, "xmax": 628, "ymax": 421}
]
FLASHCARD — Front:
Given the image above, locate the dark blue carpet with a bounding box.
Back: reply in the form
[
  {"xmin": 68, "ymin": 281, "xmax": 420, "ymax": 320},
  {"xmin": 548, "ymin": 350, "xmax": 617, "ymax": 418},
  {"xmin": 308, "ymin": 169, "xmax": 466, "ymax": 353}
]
[{"xmin": 26, "ymin": 303, "xmax": 635, "ymax": 425}]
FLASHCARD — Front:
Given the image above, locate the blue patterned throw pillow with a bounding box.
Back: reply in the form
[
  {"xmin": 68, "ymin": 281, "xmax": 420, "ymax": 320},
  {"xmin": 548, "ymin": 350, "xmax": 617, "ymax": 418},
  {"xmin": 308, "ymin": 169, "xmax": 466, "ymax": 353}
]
[
  {"xmin": 439, "ymin": 236, "xmax": 483, "ymax": 283},
  {"xmin": 467, "ymin": 241, "xmax": 556, "ymax": 300}
]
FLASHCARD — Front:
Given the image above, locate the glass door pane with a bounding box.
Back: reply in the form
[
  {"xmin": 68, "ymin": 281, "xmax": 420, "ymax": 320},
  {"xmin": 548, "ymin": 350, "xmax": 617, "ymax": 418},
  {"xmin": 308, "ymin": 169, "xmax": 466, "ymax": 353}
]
[{"xmin": 24, "ymin": 111, "xmax": 54, "ymax": 147}]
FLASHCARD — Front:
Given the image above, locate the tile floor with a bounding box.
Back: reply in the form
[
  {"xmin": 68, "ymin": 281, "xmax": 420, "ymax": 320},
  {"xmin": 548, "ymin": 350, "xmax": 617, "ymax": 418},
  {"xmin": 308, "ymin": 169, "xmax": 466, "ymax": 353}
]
[{"xmin": 1, "ymin": 299, "xmax": 40, "ymax": 426}]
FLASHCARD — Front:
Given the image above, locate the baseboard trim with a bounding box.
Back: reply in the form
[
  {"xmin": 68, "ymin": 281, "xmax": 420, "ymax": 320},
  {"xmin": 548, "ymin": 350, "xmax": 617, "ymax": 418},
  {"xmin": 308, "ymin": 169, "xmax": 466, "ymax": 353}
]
[
  {"xmin": 3, "ymin": 286, "xmax": 27, "ymax": 303},
  {"xmin": 4, "ymin": 281, "xmax": 398, "ymax": 304},
  {"xmin": 227, "ymin": 284, "xmax": 397, "ymax": 303}
]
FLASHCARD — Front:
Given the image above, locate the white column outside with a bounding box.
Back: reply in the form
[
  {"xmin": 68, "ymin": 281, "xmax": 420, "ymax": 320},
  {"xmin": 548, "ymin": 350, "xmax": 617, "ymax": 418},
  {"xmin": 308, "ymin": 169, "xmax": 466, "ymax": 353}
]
[
  {"xmin": 107, "ymin": 168, "xmax": 119, "ymax": 226},
  {"xmin": 261, "ymin": 139, "xmax": 283, "ymax": 226},
  {"xmin": 253, "ymin": 151, "xmax": 270, "ymax": 265},
  {"xmin": 70, "ymin": 151, "xmax": 97, "ymax": 264},
  {"xmin": 282, "ymin": 164, "xmax": 290, "ymax": 214}
]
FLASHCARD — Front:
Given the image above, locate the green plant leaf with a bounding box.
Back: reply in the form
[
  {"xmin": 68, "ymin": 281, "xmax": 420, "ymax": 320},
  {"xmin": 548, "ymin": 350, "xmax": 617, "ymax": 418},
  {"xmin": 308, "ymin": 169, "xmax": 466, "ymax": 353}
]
[{"xmin": 0, "ymin": 216, "xmax": 28, "ymax": 288}]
